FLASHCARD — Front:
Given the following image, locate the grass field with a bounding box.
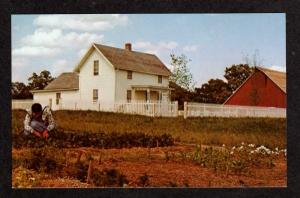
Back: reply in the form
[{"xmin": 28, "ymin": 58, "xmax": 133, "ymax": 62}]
[{"xmin": 12, "ymin": 109, "xmax": 286, "ymax": 149}]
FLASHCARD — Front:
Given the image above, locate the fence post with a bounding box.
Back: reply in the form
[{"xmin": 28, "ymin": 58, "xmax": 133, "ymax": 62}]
[
  {"xmin": 184, "ymin": 101, "xmax": 187, "ymax": 119},
  {"xmin": 175, "ymin": 101, "xmax": 178, "ymax": 117}
]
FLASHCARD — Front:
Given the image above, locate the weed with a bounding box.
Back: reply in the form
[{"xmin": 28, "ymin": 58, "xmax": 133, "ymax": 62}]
[
  {"xmin": 138, "ymin": 173, "xmax": 150, "ymax": 187},
  {"xmin": 92, "ymin": 168, "xmax": 128, "ymax": 187}
]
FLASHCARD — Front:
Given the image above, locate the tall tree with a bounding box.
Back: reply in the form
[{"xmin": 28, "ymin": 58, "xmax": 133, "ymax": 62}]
[
  {"xmin": 224, "ymin": 64, "xmax": 253, "ymax": 92},
  {"xmin": 169, "ymin": 53, "xmax": 195, "ymax": 91},
  {"xmin": 243, "ymin": 49, "xmax": 264, "ymax": 67},
  {"xmin": 169, "ymin": 81, "xmax": 193, "ymax": 110},
  {"xmin": 193, "ymin": 79, "xmax": 232, "ymax": 104},
  {"xmin": 28, "ymin": 70, "xmax": 55, "ymax": 90},
  {"xmin": 11, "ymin": 82, "xmax": 33, "ymax": 99}
]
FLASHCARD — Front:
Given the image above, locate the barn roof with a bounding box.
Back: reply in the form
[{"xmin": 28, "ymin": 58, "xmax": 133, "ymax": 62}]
[
  {"xmin": 255, "ymin": 67, "xmax": 286, "ymax": 93},
  {"xmin": 74, "ymin": 43, "xmax": 172, "ymax": 76},
  {"xmin": 223, "ymin": 66, "xmax": 286, "ymax": 104},
  {"xmin": 31, "ymin": 72, "xmax": 79, "ymax": 92}
]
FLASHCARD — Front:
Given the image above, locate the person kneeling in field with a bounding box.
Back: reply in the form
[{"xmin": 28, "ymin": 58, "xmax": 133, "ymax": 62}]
[{"xmin": 23, "ymin": 103, "xmax": 55, "ymax": 139}]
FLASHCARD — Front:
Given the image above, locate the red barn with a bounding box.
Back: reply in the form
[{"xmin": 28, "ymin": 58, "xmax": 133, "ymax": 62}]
[{"xmin": 224, "ymin": 67, "xmax": 286, "ymax": 108}]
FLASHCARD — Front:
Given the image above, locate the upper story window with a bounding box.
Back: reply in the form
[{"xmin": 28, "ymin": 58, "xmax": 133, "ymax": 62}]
[
  {"xmin": 127, "ymin": 71, "xmax": 132, "ymax": 79},
  {"xmin": 94, "ymin": 60, "xmax": 99, "ymax": 75},
  {"xmin": 158, "ymin": 75, "xmax": 162, "ymax": 83},
  {"xmin": 93, "ymin": 89, "xmax": 98, "ymax": 101}
]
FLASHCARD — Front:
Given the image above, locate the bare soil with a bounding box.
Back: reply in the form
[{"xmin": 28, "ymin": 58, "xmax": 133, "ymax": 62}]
[{"xmin": 12, "ymin": 145, "xmax": 286, "ymax": 188}]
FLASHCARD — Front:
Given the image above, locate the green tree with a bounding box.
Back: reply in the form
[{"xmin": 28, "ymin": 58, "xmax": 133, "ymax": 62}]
[
  {"xmin": 169, "ymin": 81, "xmax": 193, "ymax": 110},
  {"xmin": 28, "ymin": 70, "xmax": 55, "ymax": 90},
  {"xmin": 193, "ymin": 79, "xmax": 232, "ymax": 104},
  {"xmin": 169, "ymin": 54, "xmax": 195, "ymax": 91},
  {"xmin": 224, "ymin": 64, "xmax": 253, "ymax": 92},
  {"xmin": 11, "ymin": 82, "xmax": 33, "ymax": 99}
]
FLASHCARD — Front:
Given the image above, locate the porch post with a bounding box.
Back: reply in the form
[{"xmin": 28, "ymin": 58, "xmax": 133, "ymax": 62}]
[
  {"xmin": 147, "ymin": 88, "xmax": 150, "ymax": 103},
  {"xmin": 159, "ymin": 90, "xmax": 162, "ymax": 102},
  {"xmin": 132, "ymin": 89, "xmax": 135, "ymax": 103}
]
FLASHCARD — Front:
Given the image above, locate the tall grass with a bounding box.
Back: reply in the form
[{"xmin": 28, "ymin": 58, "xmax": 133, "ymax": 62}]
[{"xmin": 12, "ymin": 109, "xmax": 286, "ymax": 149}]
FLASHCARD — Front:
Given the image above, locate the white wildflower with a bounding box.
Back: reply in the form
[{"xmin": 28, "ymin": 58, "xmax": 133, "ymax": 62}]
[
  {"xmin": 250, "ymin": 151, "xmax": 254, "ymax": 154},
  {"xmin": 275, "ymin": 147, "xmax": 278, "ymax": 151},
  {"xmin": 230, "ymin": 151, "xmax": 234, "ymax": 155},
  {"xmin": 232, "ymin": 146, "xmax": 236, "ymax": 150},
  {"xmin": 29, "ymin": 177, "xmax": 35, "ymax": 181},
  {"xmin": 222, "ymin": 144, "xmax": 225, "ymax": 147},
  {"xmin": 241, "ymin": 142, "xmax": 245, "ymax": 145},
  {"xmin": 248, "ymin": 144, "xmax": 255, "ymax": 147}
]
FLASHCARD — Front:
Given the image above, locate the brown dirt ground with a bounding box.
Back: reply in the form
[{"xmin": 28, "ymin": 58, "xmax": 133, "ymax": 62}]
[{"xmin": 12, "ymin": 145, "xmax": 286, "ymax": 188}]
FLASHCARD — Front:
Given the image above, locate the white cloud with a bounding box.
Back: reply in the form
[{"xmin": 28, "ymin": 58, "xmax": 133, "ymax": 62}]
[
  {"xmin": 33, "ymin": 14, "xmax": 128, "ymax": 32},
  {"xmin": 21, "ymin": 28, "xmax": 104, "ymax": 49},
  {"xmin": 12, "ymin": 57, "xmax": 29, "ymax": 68},
  {"xmin": 269, "ymin": 65, "xmax": 286, "ymax": 72},
  {"xmin": 12, "ymin": 46, "xmax": 61, "ymax": 57},
  {"xmin": 50, "ymin": 59, "xmax": 72, "ymax": 77},
  {"xmin": 183, "ymin": 45, "xmax": 199, "ymax": 52},
  {"xmin": 134, "ymin": 41, "xmax": 178, "ymax": 55}
]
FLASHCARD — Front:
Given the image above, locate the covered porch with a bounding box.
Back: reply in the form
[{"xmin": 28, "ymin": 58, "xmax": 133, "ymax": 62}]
[{"xmin": 131, "ymin": 85, "xmax": 172, "ymax": 103}]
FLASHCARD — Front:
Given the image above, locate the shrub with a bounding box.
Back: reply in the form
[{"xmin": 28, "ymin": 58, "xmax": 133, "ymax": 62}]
[
  {"xmin": 12, "ymin": 130, "xmax": 174, "ymax": 149},
  {"xmin": 92, "ymin": 168, "xmax": 128, "ymax": 187},
  {"xmin": 138, "ymin": 173, "xmax": 150, "ymax": 187}
]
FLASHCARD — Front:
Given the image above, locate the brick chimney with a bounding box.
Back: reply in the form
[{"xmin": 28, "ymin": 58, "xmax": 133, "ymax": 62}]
[{"xmin": 125, "ymin": 43, "xmax": 132, "ymax": 51}]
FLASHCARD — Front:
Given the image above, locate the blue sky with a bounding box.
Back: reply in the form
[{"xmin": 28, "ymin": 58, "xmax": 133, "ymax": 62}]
[{"xmin": 12, "ymin": 14, "xmax": 285, "ymax": 86}]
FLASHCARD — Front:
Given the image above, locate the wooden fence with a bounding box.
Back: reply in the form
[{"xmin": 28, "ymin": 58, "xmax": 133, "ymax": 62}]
[
  {"xmin": 184, "ymin": 102, "xmax": 286, "ymax": 118},
  {"xmin": 12, "ymin": 100, "xmax": 286, "ymax": 118}
]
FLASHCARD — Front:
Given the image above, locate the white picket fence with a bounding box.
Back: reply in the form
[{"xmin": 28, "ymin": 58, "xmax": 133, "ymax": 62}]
[
  {"xmin": 114, "ymin": 101, "xmax": 178, "ymax": 117},
  {"xmin": 11, "ymin": 99, "xmax": 178, "ymax": 117},
  {"xmin": 12, "ymin": 100, "xmax": 286, "ymax": 118},
  {"xmin": 184, "ymin": 102, "xmax": 286, "ymax": 118},
  {"xmin": 11, "ymin": 100, "xmax": 34, "ymax": 110}
]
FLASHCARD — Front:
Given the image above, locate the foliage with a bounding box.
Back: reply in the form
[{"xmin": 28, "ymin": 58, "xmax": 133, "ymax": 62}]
[
  {"xmin": 179, "ymin": 143, "xmax": 284, "ymax": 176},
  {"xmin": 21, "ymin": 147, "xmax": 64, "ymax": 173},
  {"xmin": 12, "ymin": 129, "xmax": 174, "ymax": 149},
  {"xmin": 11, "ymin": 82, "xmax": 33, "ymax": 99},
  {"xmin": 224, "ymin": 64, "xmax": 254, "ymax": 92},
  {"xmin": 169, "ymin": 54, "xmax": 195, "ymax": 91},
  {"xmin": 193, "ymin": 79, "xmax": 232, "ymax": 104},
  {"xmin": 28, "ymin": 70, "xmax": 55, "ymax": 90},
  {"xmin": 12, "ymin": 166, "xmax": 41, "ymax": 188},
  {"xmin": 92, "ymin": 168, "xmax": 128, "ymax": 187},
  {"xmin": 12, "ymin": 109, "xmax": 286, "ymax": 149},
  {"xmin": 169, "ymin": 81, "xmax": 193, "ymax": 110}
]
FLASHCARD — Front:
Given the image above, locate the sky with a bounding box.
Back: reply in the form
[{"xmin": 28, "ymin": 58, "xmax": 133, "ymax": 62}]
[{"xmin": 11, "ymin": 14, "xmax": 286, "ymax": 87}]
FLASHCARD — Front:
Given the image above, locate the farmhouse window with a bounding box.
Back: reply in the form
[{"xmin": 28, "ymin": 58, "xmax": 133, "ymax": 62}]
[
  {"xmin": 127, "ymin": 71, "xmax": 132, "ymax": 79},
  {"xmin": 93, "ymin": 89, "xmax": 98, "ymax": 101},
  {"xmin": 127, "ymin": 90, "xmax": 132, "ymax": 102},
  {"xmin": 94, "ymin": 60, "xmax": 99, "ymax": 75},
  {"xmin": 158, "ymin": 75, "xmax": 162, "ymax": 83},
  {"xmin": 56, "ymin": 93, "xmax": 61, "ymax": 105}
]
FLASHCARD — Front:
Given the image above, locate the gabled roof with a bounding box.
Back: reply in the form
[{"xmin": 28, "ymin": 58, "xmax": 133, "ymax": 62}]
[
  {"xmin": 255, "ymin": 66, "xmax": 286, "ymax": 93},
  {"xmin": 74, "ymin": 43, "xmax": 172, "ymax": 76},
  {"xmin": 31, "ymin": 72, "xmax": 79, "ymax": 92},
  {"xmin": 223, "ymin": 66, "xmax": 286, "ymax": 104}
]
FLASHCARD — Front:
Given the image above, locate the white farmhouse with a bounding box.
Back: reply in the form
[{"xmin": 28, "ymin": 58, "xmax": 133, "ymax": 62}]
[{"xmin": 32, "ymin": 43, "xmax": 172, "ymax": 111}]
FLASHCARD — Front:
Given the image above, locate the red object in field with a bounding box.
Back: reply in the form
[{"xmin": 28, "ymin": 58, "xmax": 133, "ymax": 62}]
[{"xmin": 224, "ymin": 67, "xmax": 286, "ymax": 108}]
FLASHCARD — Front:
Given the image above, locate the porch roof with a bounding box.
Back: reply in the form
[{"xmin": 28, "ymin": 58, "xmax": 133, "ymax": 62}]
[{"xmin": 131, "ymin": 85, "xmax": 173, "ymax": 91}]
